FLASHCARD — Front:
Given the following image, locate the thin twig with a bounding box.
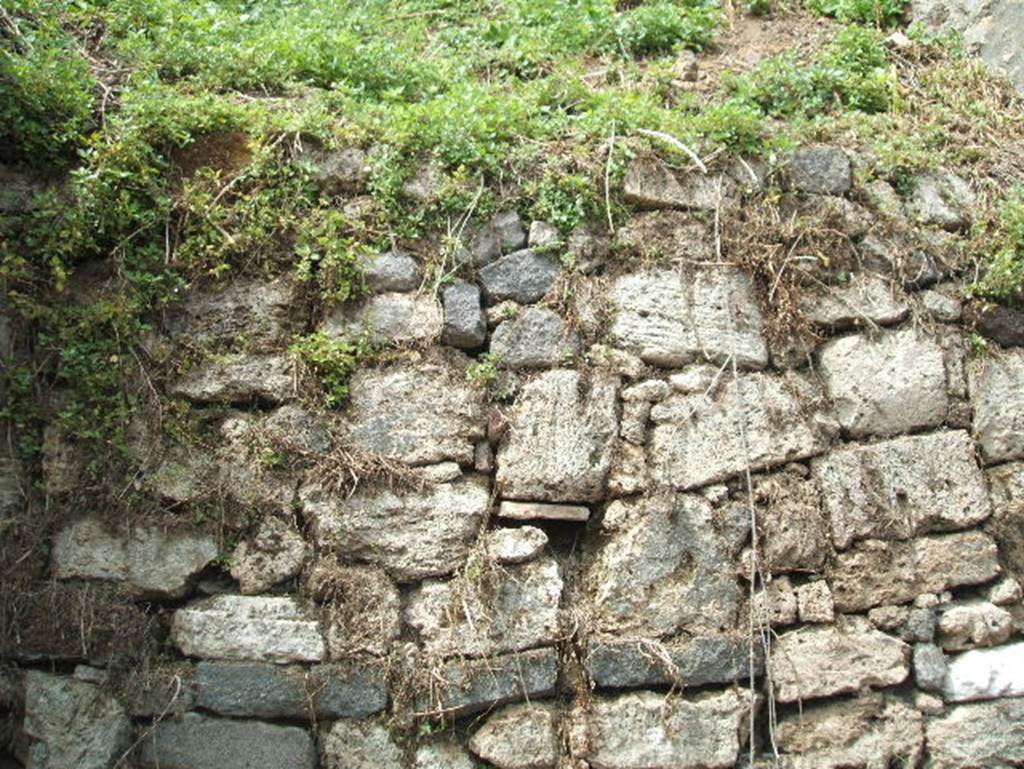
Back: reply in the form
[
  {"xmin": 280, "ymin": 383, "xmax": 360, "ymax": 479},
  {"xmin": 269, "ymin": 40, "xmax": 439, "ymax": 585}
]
[
  {"xmin": 604, "ymin": 120, "xmax": 617, "ymax": 235},
  {"xmin": 636, "ymin": 128, "xmax": 708, "ymax": 174}
]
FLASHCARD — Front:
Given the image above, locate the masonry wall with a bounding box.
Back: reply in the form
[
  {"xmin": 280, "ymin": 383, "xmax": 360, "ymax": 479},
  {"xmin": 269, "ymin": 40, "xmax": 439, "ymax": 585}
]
[{"xmin": 2, "ymin": 144, "xmax": 1024, "ymax": 769}]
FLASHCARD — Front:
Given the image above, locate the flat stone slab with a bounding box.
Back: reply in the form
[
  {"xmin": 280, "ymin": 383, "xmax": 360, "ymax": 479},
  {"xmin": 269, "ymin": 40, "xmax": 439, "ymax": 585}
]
[
  {"xmin": 485, "ymin": 526, "xmax": 548, "ymax": 564},
  {"xmin": 926, "ymin": 698, "xmax": 1024, "ymax": 769},
  {"xmin": 413, "ymin": 647, "xmax": 558, "ymax": 719},
  {"xmin": 817, "ymin": 328, "xmax": 949, "ymax": 438},
  {"xmin": 943, "ymin": 641, "xmax": 1024, "ymax": 702},
  {"xmin": 195, "ymin": 659, "xmax": 387, "ymax": 719},
  {"xmin": 771, "ymin": 617, "xmax": 910, "ymax": 703},
  {"xmin": 490, "ymin": 307, "xmax": 580, "ymax": 369},
  {"xmin": 828, "ymin": 531, "xmax": 1002, "ymax": 612},
  {"xmin": 496, "ymin": 369, "xmax": 619, "ymax": 503},
  {"xmin": 138, "ymin": 713, "xmax": 316, "ymax": 769},
  {"xmin": 469, "ymin": 703, "xmax": 559, "ymax": 769},
  {"xmin": 406, "ymin": 555, "xmax": 562, "ymax": 658},
  {"xmin": 341, "ymin": 357, "xmax": 486, "ymax": 466},
  {"xmin": 568, "ymin": 689, "xmax": 746, "ymax": 769},
  {"xmin": 324, "ymin": 291, "xmax": 442, "ymax": 344},
  {"xmin": 170, "ymin": 352, "xmax": 296, "ymax": 403},
  {"xmin": 609, "ymin": 267, "xmax": 768, "ymax": 369},
  {"xmin": 649, "ymin": 372, "xmax": 836, "ymax": 490},
  {"xmin": 968, "ymin": 349, "xmax": 1024, "ymax": 463},
  {"xmin": 498, "ymin": 500, "xmax": 590, "ymax": 522},
  {"xmin": 813, "ymin": 430, "xmax": 991, "ymax": 550},
  {"xmin": 799, "ymin": 274, "xmax": 909, "ymax": 328},
  {"xmin": 585, "ymin": 634, "xmax": 761, "ymax": 689},
  {"xmin": 171, "ymin": 596, "xmax": 325, "ymax": 663},
  {"xmin": 302, "ymin": 476, "xmax": 488, "ymax": 582}
]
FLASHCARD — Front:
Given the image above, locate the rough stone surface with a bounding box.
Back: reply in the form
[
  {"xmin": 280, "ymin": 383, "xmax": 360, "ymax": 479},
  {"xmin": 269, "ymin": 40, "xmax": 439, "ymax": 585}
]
[
  {"xmin": 53, "ymin": 517, "xmax": 218, "ymax": 599},
  {"xmin": 771, "ymin": 617, "xmax": 910, "ymax": 702},
  {"xmin": 813, "ymin": 430, "xmax": 991, "ymax": 550},
  {"xmin": 478, "ymin": 249, "xmax": 561, "ymax": 304},
  {"xmin": 585, "ymin": 634, "xmax": 759, "ymax": 689},
  {"xmin": 303, "ymin": 144, "xmax": 369, "ymax": 195},
  {"xmin": 776, "ymin": 694, "xmax": 924, "ymax": 769},
  {"xmin": 139, "ymin": 713, "xmax": 316, "ymax": 769},
  {"xmin": 942, "ymin": 641, "xmax": 1024, "ymax": 702},
  {"xmin": 415, "ymin": 739, "xmax": 477, "ymax": 769},
  {"xmin": 413, "ymin": 647, "xmax": 558, "ymax": 718},
  {"xmin": 485, "ymin": 526, "xmax": 548, "ymax": 563},
  {"xmin": 170, "ymin": 352, "xmax": 295, "ymax": 403},
  {"xmin": 469, "ymin": 703, "xmax": 559, "ymax": 769},
  {"xmin": 582, "ymin": 493, "xmax": 745, "ymax": 637},
  {"xmin": 171, "ymin": 595, "xmax": 326, "ymax": 663},
  {"xmin": 649, "ymin": 373, "xmax": 836, "ymax": 490},
  {"xmin": 302, "ymin": 476, "xmax": 488, "ymax": 581},
  {"xmin": 529, "ymin": 220, "xmax": 560, "ymax": 248},
  {"xmin": 926, "ymin": 698, "xmax": 1024, "ymax": 769},
  {"xmin": 786, "ymin": 146, "xmax": 851, "ymax": 194},
  {"xmin": 341, "ymin": 357, "xmax": 485, "ymax": 466},
  {"xmin": 325, "ymin": 291, "xmax": 442, "ymax": 344},
  {"xmin": 359, "ymin": 249, "xmax": 420, "ymax": 293},
  {"xmin": 195, "ymin": 660, "xmax": 386, "ymax": 718},
  {"xmin": 406, "ymin": 555, "xmax": 562, "ymax": 657},
  {"xmin": 968, "ymin": 349, "xmax": 1024, "ymax": 463},
  {"xmin": 800, "ymin": 274, "xmax": 909, "ymax": 328},
  {"xmin": 608, "ymin": 268, "xmax": 768, "ymax": 368},
  {"xmin": 751, "ymin": 471, "xmax": 829, "ymax": 573},
  {"xmin": 987, "ymin": 462, "xmax": 1024, "ymax": 583},
  {"xmin": 490, "ymin": 308, "xmax": 580, "ymax": 369},
  {"xmin": 623, "ymin": 158, "xmax": 735, "ymax": 211},
  {"xmin": 164, "ymin": 276, "xmax": 301, "ymax": 350},
  {"xmin": 498, "ymin": 500, "xmax": 590, "ymax": 522},
  {"xmin": 321, "ymin": 719, "xmax": 402, "ymax": 769},
  {"xmin": 230, "ymin": 516, "xmax": 307, "ymax": 595},
  {"xmin": 906, "ymin": 171, "xmax": 976, "ymax": 231},
  {"xmin": 937, "ymin": 601, "xmax": 1013, "ymax": 650},
  {"xmin": 496, "ymin": 369, "xmax": 619, "ymax": 503},
  {"xmin": 914, "ymin": 642, "xmax": 948, "ymax": 691},
  {"xmin": 568, "ymin": 689, "xmax": 746, "ymax": 769},
  {"xmin": 923, "ymin": 288, "xmax": 963, "ymax": 322},
  {"xmin": 828, "ymin": 531, "xmax": 1002, "ymax": 612},
  {"xmin": 817, "ymin": 328, "xmax": 949, "ymax": 437},
  {"xmin": 441, "ymin": 280, "xmax": 486, "ymax": 348},
  {"xmin": 23, "ymin": 671, "xmax": 131, "ymax": 769},
  {"xmin": 797, "ymin": 581, "xmax": 835, "ymax": 623}
]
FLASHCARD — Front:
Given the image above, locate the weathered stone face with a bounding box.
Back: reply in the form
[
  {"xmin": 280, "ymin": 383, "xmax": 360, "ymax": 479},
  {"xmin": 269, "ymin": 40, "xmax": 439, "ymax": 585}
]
[
  {"xmin": 968, "ymin": 349, "xmax": 1024, "ymax": 463},
  {"xmin": 414, "ymin": 739, "xmax": 478, "ymax": 769},
  {"xmin": 608, "ymin": 267, "xmax": 768, "ymax": 369},
  {"xmin": 623, "ymin": 158, "xmax": 736, "ymax": 211},
  {"xmin": 582, "ymin": 493, "xmax": 744, "ymax": 638},
  {"xmin": 489, "ymin": 307, "xmax": 580, "ymax": 369},
  {"xmin": 469, "ymin": 703, "xmax": 559, "ymax": 769},
  {"xmin": 302, "ymin": 476, "xmax": 488, "ymax": 582},
  {"xmin": 340, "ymin": 357, "xmax": 486, "ymax": 466},
  {"xmin": 771, "ymin": 617, "xmax": 910, "ymax": 702},
  {"xmin": 496, "ymin": 369, "xmax": 619, "ymax": 503},
  {"xmin": 785, "ymin": 146, "xmax": 851, "ymax": 194},
  {"xmin": 942, "ymin": 641, "xmax": 1024, "ymax": 702},
  {"xmin": 359, "ymin": 249, "xmax": 420, "ymax": 293},
  {"xmin": 987, "ymin": 462, "xmax": 1024, "ymax": 583},
  {"xmin": 324, "ymin": 291, "xmax": 443, "ymax": 344},
  {"xmin": 230, "ymin": 516, "xmax": 307, "ymax": 595},
  {"xmin": 568, "ymin": 690, "xmax": 747, "ymax": 769},
  {"xmin": 926, "ymin": 698, "xmax": 1024, "ymax": 769},
  {"xmin": 649, "ymin": 372, "xmax": 836, "ymax": 490},
  {"xmin": 314, "ymin": 563, "xmax": 401, "ymax": 657},
  {"xmin": 744, "ymin": 470, "xmax": 829, "ymax": 573},
  {"xmin": 799, "ymin": 274, "xmax": 909, "ymax": 329},
  {"xmin": 478, "ymin": 249, "xmax": 561, "ymax": 304},
  {"xmin": 441, "ymin": 280, "xmax": 486, "ymax": 349},
  {"xmin": 813, "ymin": 430, "xmax": 991, "ymax": 550},
  {"xmin": 817, "ymin": 328, "xmax": 949, "ymax": 438},
  {"xmin": 170, "ymin": 352, "xmax": 297, "ymax": 403}
]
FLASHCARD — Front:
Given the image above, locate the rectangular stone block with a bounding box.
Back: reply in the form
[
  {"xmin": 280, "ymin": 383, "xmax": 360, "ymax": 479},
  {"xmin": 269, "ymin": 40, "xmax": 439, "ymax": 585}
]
[
  {"xmin": 969, "ymin": 349, "xmax": 1024, "ymax": 463},
  {"xmin": 585, "ymin": 635, "xmax": 761, "ymax": 689},
  {"xmin": 498, "ymin": 500, "xmax": 590, "ymax": 522},
  {"xmin": 926, "ymin": 699, "xmax": 1024, "ymax": 769},
  {"xmin": 943, "ymin": 641, "xmax": 1024, "ymax": 703}
]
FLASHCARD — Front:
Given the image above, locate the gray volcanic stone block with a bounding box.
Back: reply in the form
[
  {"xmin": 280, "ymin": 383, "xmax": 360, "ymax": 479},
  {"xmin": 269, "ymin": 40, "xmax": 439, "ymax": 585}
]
[
  {"xmin": 817, "ymin": 328, "xmax": 948, "ymax": 438},
  {"xmin": 906, "ymin": 171, "xmax": 975, "ymax": 231},
  {"xmin": 622, "ymin": 158, "xmax": 735, "ymax": 211},
  {"xmin": 230, "ymin": 516, "xmax": 307, "ymax": 595},
  {"xmin": 914, "ymin": 643, "xmax": 947, "ymax": 691},
  {"xmin": 415, "ymin": 739, "xmax": 478, "ymax": 769},
  {"xmin": 926, "ymin": 698, "xmax": 1024, "ymax": 769},
  {"xmin": 828, "ymin": 531, "xmax": 1001, "ymax": 612},
  {"xmin": 771, "ymin": 617, "xmax": 910, "ymax": 702},
  {"xmin": 813, "ymin": 430, "xmax": 991, "ymax": 550},
  {"xmin": 441, "ymin": 280, "xmax": 486, "ymax": 348},
  {"xmin": 340, "ymin": 356, "xmax": 485, "ymax": 466},
  {"xmin": 414, "ymin": 647, "xmax": 558, "ymax": 718},
  {"xmin": 496, "ymin": 369, "xmax": 619, "ymax": 503},
  {"xmin": 406, "ymin": 555, "xmax": 562, "ymax": 657},
  {"xmin": 359, "ymin": 249, "xmax": 420, "ymax": 293},
  {"xmin": 799, "ymin": 274, "xmax": 909, "ymax": 329},
  {"xmin": 582, "ymin": 493, "xmax": 745, "ymax": 638},
  {"xmin": 585, "ymin": 634, "xmax": 761, "ymax": 689},
  {"xmin": 138, "ymin": 713, "xmax": 316, "ymax": 769},
  {"xmin": 302, "ymin": 476, "xmax": 488, "ymax": 581},
  {"xmin": 968, "ymin": 349, "xmax": 1024, "ymax": 463},
  {"xmin": 170, "ymin": 352, "xmax": 295, "ymax": 403},
  {"xmin": 195, "ymin": 659, "xmax": 386, "ymax": 719},
  {"xmin": 786, "ymin": 146, "xmax": 851, "ymax": 194},
  {"xmin": 490, "ymin": 307, "xmax": 580, "ymax": 369},
  {"xmin": 469, "ymin": 703, "xmax": 559, "ymax": 769},
  {"xmin": 649, "ymin": 372, "xmax": 836, "ymax": 490},
  {"xmin": 321, "ymin": 719, "xmax": 403, "ymax": 769},
  {"xmin": 171, "ymin": 595, "xmax": 326, "ymax": 663},
  {"xmin": 609, "ymin": 267, "xmax": 767, "ymax": 368},
  {"xmin": 324, "ymin": 291, "xmax": 442, "ymax": 344},
  {"xmin": 568, "ymin": 689, "xmax": 746, "ymax": 769},
  {"xmin": 478, "ymin": 249, "xmax": 561, "ymax": 304},
  {"xmin": 24, "ymin": 671, "xmax": 131, "ymax": 769}
]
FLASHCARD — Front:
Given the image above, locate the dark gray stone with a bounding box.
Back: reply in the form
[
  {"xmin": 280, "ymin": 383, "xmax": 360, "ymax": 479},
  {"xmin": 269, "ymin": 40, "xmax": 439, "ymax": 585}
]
[
  {"xmin": 478, "ymin": 250, "xmax": 561, "ymax": 305},
  {"xmin": 489, "ymin": 307, "xmax": 580, "ymax": 369},
  {"xmin": 195, "ymin": 660, "xmax": 386, "ymax": 719},
  {"xmin": 138, "ymin": 713, "xmax": 316, "ymax": 769},
  {"xmin": 586, "ymin": 635, "xmax": 762, "ymax": 689},
  {"xmin": 967, "ymin": 302, "xmax": 1024, "ymax": 348},
  {"xmin": 360, "ymin": 250, "xmax": 420, "ymax": 293},
  {"xmin": 441, "ymin": 280, "xmax": 486, "ymax": 349},
  {"xmin": 414, "ymin": 647, "xmax": 558, "ymax": 719},
  {"xmin": 786, "ymin": 146, "xmax": 851, "ymax": 195}
]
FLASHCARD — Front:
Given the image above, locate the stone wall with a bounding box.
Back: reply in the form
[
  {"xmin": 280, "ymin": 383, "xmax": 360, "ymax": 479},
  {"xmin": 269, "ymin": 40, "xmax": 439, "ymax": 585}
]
[{"xmin": 2, "ymin": 146, "xmax": 1024, "ymax": 769}]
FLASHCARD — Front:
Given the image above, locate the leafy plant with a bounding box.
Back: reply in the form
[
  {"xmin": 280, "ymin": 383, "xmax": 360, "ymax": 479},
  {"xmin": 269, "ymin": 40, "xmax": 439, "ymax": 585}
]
[
  {"xmin": 808, "ymin": 0, "xmax": 907, "ymax": 27},
  {"xmin": 973, "ymin": 189, "xmax": 1024, "ymax": 304},
  {"xmin": 466, "ymin": 352, "xmax": 502, "ymax": 386},
  {"xmin": 290, "ymin": 331, "xmax": 373, "ymax": 407}
]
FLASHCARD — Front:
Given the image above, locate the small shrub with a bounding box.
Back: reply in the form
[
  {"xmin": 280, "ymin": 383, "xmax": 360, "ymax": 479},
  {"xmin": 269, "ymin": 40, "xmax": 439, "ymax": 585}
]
[
  {"xmin": 808, "ymin": 0, "xmax": 907, "ymax": 27},
  {"xmin": 973, "ymin": 190, "xmax": 1024, "ymax": 304},
  {"xmin": 614, "ymin": 0, "xmax": 721, "ymax": 56},
  {"xmin": 291, "ymin": 331, "xmax": 372, "ymax": 407}
]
